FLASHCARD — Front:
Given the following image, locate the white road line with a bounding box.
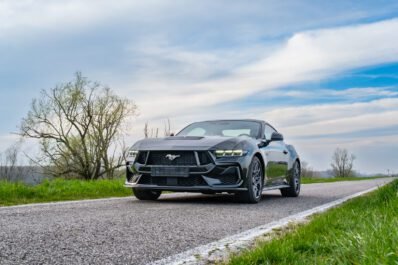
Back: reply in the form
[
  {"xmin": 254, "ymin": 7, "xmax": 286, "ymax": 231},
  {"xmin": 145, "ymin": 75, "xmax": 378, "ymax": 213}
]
[
  {"xmin": 0, "ymin": 192, "xmax": 195, "ymax": 210},
  {"xmin": 149, "ymin": 184, "xmax": 386, "ymax": 265},
  {"xmin": 0, "ymin": 196, "xmax": 132, "ymax": 210}
]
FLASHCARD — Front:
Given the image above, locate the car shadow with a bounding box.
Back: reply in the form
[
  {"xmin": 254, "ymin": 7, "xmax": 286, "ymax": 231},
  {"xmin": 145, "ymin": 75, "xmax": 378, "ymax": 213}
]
[{"xmin": 132, "ymin": 192, "xmax": 285, "ymax": 205}]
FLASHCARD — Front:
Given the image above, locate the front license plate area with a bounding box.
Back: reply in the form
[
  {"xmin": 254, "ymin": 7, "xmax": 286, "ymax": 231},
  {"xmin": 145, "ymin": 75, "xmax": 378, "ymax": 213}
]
[
  {"xmin": 151, "ymin": 167, "xmax": 189, "ymax": 177},
  {"xmin": 167, "ymin": 178, "xmax": 178, "ymax": 186}
]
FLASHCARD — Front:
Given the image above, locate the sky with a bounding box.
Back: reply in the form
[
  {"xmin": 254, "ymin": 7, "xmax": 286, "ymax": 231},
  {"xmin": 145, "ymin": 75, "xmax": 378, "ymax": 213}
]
[{"xmin": 1, "ymin": 0, "xmax": 398, "ymax": 174}]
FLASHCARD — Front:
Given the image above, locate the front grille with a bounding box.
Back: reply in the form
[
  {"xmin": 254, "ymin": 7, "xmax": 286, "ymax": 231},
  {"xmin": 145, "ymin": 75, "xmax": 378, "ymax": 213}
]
[
  {"xmin": 138, "ymin": 175, "xmax": 207, "ymax": 186},
  {"xmin": 151, "ymin": 167, "xmax": 189, "ymax": 177},
  {"xmin": 147, "ymin": 151, "xmax": 196, "ymax": 166}
]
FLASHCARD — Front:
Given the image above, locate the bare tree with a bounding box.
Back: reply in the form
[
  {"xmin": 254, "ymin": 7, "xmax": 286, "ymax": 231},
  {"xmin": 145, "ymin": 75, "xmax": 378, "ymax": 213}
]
[
  {"xmin": 144, "ymin": 119, "xmax": 172, "ymax": 138},
  {"xmin": 301, "ymin": 161, "xmax": 315, "ymax": 178},
  {"xmin": 0, "ymin": 141, "xmax": 32, "ymax": 181},
  {"xmin": 164, "ymin": 118, "xmax": 172, "ymax": 137},
  {"xmin": 20, "ymin": 72, "xmax": 137, "ymax": 180},
  {"xmin": 331, "ymin": 148, "xmax": 356, "ymax": 178},
  {"xmin": 144, "ymin": 122, "xmax": 149, "ymax": 138},
  {"xmin": 144, "ymin": 122, "xmax": 157, "ymax": 138},
  {"xmin": 0, "ymin": 142, "xmax": 23, "ymax": 181}
]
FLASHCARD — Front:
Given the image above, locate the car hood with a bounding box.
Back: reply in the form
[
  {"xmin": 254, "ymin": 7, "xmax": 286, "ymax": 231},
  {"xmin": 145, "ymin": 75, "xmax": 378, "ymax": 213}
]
[{"xmin": 131, "ymin": 136, "xmax": 254, "ymax": 151}]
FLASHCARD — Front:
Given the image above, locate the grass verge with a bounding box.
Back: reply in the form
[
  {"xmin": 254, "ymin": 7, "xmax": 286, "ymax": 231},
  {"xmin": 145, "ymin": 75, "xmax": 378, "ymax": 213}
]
[
  {"xmin": 227, "ymin": 179, "xmax": 398, "ymax": 265},
  {"xmin": 0, "ymin": 178, "xmax": 131, "ymax": 206},
  {"xmin": 301, "ymin": 175, "xmax": 387, "ymax": 184}
]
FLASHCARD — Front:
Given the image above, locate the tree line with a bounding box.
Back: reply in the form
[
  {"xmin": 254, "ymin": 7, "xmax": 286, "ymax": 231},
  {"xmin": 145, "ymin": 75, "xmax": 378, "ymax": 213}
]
[{"xmin": 302, "ymin": 148, "xmax": 356, "ymax": 178}]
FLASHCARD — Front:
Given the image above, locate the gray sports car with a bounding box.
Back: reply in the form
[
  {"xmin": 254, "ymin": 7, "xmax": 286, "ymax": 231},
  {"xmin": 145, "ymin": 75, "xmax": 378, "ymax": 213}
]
[{"xmin": 125, "ymin": 119, "xmax": 301, "ymax": 203}]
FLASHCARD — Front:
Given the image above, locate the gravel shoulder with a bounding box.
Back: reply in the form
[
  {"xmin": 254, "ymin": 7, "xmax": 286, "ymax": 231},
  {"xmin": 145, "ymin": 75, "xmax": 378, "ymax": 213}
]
[{"xmin": 0, "ymin": 178, "xmax": 393, "ymax": 265}]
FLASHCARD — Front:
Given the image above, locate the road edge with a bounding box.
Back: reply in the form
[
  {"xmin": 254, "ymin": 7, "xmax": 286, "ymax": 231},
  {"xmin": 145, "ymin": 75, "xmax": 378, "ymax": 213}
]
[{"xmin": 149, "ymin": 183, "xmax": 388, "ymax": 265}]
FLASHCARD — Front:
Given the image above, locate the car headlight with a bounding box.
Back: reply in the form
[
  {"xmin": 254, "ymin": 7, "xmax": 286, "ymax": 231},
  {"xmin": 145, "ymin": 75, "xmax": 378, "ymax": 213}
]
[
  {"xmin": 214, "ymin": 149, "xmax": 247, "ymax": 158},
  {"xmin": 127, "ymin": 150, "xmax": 139, "ymax": 160}
]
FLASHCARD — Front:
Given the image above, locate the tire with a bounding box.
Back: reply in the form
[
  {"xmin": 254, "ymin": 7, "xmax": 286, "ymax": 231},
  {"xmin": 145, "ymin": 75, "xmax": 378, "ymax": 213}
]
[
  {"xmin": 133, "ymin": 188, "xmax": 162, "ymax": 201},
  {"xmin": 280, "ymin": 160, "xmax": 301, "ymax": 197},
  {"xmin": 235, "ymin": 156, "xmax": 263, "ymax": 203}
]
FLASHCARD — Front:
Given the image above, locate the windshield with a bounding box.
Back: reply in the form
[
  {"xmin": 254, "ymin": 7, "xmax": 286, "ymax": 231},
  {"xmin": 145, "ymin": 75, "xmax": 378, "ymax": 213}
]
[{"xmin": 177, "ymin": 120, "xmax": 261, "ymax": 138}]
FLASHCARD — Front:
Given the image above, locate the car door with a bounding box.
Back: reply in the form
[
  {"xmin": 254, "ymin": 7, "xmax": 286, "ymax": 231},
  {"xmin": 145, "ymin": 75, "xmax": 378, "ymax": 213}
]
[{"xmin": 261, "ymin": 124, "xmax": 289, "ymax": 185}]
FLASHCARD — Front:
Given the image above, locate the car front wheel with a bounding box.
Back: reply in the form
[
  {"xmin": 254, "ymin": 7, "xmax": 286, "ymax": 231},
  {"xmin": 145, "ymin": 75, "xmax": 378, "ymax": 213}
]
[{"xmin": 235, "ymin": 156, "xmax": 263, "ymax": 203}]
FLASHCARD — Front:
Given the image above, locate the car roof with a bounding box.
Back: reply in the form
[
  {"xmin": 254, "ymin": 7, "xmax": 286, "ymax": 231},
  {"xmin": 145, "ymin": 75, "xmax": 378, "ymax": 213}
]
[
  {"xmin": 191, "ymin": 119, "xmax": 278, "ymax": 133},
  {"xmin": 197, "ymin": 119, "xmax": 265, "ymax": 124}
]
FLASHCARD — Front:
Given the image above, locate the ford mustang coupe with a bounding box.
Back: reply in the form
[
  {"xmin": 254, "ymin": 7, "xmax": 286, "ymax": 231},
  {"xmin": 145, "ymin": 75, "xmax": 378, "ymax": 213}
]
[{"xmin": 125, "ymin": 119, "xmax": 301, "ymax": 203}]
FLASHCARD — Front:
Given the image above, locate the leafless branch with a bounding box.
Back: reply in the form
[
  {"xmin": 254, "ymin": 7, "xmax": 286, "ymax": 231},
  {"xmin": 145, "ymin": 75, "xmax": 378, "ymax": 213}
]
[{"xmin": 19, "ymin": 72, "xmax": 137, "ymax": 180}]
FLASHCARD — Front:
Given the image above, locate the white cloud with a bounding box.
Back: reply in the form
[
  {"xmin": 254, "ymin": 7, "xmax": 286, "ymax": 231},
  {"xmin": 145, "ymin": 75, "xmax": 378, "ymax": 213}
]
[
  {"xmin": 0, "ymin": 0, "xmax": 161, "ymax": 40},
  {"xmin": 261, "ymin": 98, "xmax": 398, "ymax": 129},
  {"xmin": 126, "ymin": 18, "xmax": 398, "ymax": 122},
  {"xmin": 291, "ymin": 134, "xmax": 398, "ymax": 174},
  {"xmin": 282, "ymin": 87, "xmax": 398, "ymax": 99},
  {"xmin": 4, "ymin": 0, "xmax": 396, "ymax": 42},
  {"xmin": 0, "ymin": 134, "xmax": 20, "ymax": 152}
]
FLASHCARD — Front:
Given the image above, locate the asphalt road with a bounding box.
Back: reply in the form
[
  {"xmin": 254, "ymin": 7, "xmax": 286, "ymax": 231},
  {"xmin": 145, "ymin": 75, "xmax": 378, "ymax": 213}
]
[{"xmin": 0, "ymin": 178, "xmax": 392, "ymax": 265}]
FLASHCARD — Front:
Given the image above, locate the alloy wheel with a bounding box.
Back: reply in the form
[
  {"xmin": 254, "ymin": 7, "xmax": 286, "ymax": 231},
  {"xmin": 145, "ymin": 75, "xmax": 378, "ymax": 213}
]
[
  {"xmin": 293, "ymin": 162, "xmax": 301, "ymax": 193},
  {"xmin": 251, "ymin": 159, "xmax": 262, "ymax": 199}
]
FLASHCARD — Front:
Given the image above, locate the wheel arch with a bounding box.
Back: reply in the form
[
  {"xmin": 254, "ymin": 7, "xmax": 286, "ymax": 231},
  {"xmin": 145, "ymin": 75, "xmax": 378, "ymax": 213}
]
[
  {"xmin": 286, "ymin": 144, "xmax": 300, "ymax": 170},
  {"xmin": 253, "ymin": 152, "xmax": 266, "ymax": 183},
  {"xmin": 295, "ymin": 157, "xmax": 301, "ymax": 170}
]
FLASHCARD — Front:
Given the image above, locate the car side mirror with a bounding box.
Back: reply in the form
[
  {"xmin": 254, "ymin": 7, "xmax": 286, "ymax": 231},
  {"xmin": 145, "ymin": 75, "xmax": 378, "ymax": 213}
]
[
  {"xmin": 258, "ymin": 139, "xmax": 270, "ymax": 148},
  {"xmin": 271, "ymin": 132, "xmax": 283, "ymax": 141},
  {"xmin": 258, "ymin": 132, "xmax": 284, "ymax": 147}
]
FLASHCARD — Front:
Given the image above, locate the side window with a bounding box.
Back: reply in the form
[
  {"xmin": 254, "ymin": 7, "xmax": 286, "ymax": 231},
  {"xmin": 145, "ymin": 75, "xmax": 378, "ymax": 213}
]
[{"xmin": 263, "ymin": 125, "xmax": 276, "ymax": 140}]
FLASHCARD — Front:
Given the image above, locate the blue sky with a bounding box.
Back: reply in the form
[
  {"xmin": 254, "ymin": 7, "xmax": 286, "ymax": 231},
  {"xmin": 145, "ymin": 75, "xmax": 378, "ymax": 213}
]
[{"xmin": 1, "ymin": 0, "xmax": 398, "ymax": 173}]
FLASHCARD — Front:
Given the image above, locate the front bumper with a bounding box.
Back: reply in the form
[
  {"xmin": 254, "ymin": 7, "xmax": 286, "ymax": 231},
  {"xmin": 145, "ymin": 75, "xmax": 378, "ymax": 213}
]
[
  {"xmin": 124, "ymin": 182, "xmax": 248, "ymax": 192},
  {"xmin": 125, "ymin": 151, "xmax": 249, "ymax": 192}
]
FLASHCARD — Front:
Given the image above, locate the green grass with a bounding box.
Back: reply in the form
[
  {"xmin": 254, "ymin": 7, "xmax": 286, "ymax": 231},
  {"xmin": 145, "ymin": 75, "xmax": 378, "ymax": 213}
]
[
  {"xmin": 302, "ymin": 175, "xmax": 387, "ymax": 184},
  {"xmin": 0, "ymin": 178, "xmax": 132, "ymax": 206},
  {"xmin": 227, "ymin": 179, "xmax": 398, "ymax": 265}
]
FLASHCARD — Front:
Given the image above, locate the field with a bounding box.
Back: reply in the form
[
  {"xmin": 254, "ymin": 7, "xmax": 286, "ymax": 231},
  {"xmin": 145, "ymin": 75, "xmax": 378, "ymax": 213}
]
[
  {"xmin": 0, "ymin": 178, "xmax": 131, "ymax": 206},
  {"xmin": 301, "ymin": 175, "xmax": 385, "ymax": 184}
]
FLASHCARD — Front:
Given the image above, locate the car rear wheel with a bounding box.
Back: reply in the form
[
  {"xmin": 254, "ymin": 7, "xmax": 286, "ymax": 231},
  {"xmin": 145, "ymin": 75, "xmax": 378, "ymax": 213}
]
[
  {"xmin": 280, "ymin": 161, "xmax": 301, "ymax": 197},
  {"xmin": 133, "ymin": 188, "xmax": 162, "ymax": 200},
  {"xmin": 235, "ymin": 156, "xmax": 263, "ymax": 203}
]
